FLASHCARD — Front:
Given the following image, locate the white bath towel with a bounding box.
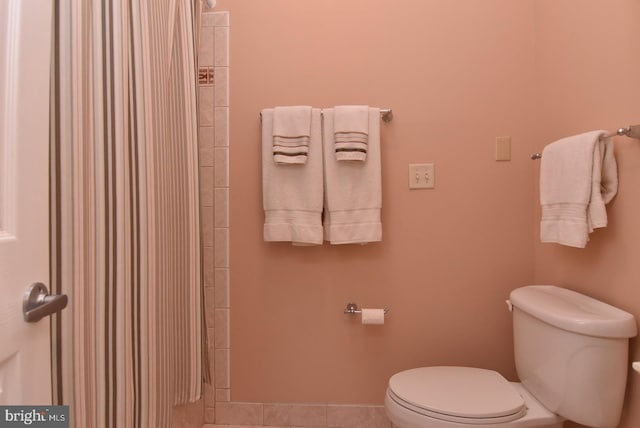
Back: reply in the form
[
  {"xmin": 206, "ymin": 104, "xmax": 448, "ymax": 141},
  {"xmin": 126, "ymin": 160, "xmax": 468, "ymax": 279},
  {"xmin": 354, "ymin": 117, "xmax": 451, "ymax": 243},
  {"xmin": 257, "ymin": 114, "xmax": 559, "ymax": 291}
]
[
  {"xmin": 273, "ymin": 106, "xmax": 312, "ymax": 164},
  {"xmin": 334, "ymin": 105, "xmax": 370, "ymax": 161},
  {"xmin": 262, "ymin": 108, "xmax": 324, "ymax": 245},
  {"xmin": 540, "ymin": 131, "xmax": 618, "ymax": 248},
  {"xmin": 323, "ymin": 108, "xmax": 382, "ymax": 244}
]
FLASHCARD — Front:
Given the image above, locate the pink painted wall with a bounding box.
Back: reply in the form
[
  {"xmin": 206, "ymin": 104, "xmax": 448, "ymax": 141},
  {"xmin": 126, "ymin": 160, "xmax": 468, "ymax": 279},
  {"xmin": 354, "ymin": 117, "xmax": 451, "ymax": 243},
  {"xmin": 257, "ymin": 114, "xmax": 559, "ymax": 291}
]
[
  {"xmin": 217, "ymin": 1, "xmax": 640, "ymax": 425},
  {"xmin": 532, "ymin": 1, "xmax": 640, "ymax": 427},
  {"xmin": 221, "ymin": 0, "xmax": 538, "ymax": 404}
]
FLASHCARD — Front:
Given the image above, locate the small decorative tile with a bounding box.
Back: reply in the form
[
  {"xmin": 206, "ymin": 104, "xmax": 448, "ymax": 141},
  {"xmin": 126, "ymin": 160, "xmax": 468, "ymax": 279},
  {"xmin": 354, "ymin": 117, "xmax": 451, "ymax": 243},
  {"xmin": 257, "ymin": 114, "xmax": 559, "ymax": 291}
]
[
  {"xmin": 214, "ymin": 147, "xmax": 229, "ymax": 187},
  {"xmin": 205, "ymin": 288, "xmax": 215, "ymax": 328},
  {"xmin": 199, "ymin": 86, "xmax": 215, "ymax": 125},
  {"xmin": 263, "ymin": 403, "xmax": 327, "ymax": 427},
  {"xmin": 208, "ymin": 340, "xmax": 216, "ymax": 381},
  {"xmin": 199, "ymin": 67, "xmax": 209, "ymax": 85},
  {"xmin": 214, "ymin": 268, "xmax": 230, "ymax": 308},
  {"xmin": 214, "ymin": 188, "xmax": 229, "ymax": 228},
  {"xmin": 200, "ymin": 12, "xmax": 217, "ymax": 28},
  {"xmin": 203, "ymin": 246, "xmax": 214, "ymax": 287},
  {"xmin": 207, "ymin": 327, "xmax": 215, "ymax": 349},
  {"xmin": 204, "ymin": 382, "xmax": 216, "ymax": 408},
  {"xmin": 214, "ymin": 227, "xmax": 229, "ymax": 268},
  {"xmin": 199, "ymin": 126, "xmax": 215, "ymax": 166},
  {"xmin": 214, "ymin": 308, "xmax": 230, "ymax": 348},
  {"xmin": 214, "ymin": 107, "xmax": 229, "ymax": 146},
  {"xmin": 198, "ymin": 67, "xmax": 215, "ymax": 85},
  {"xmin": 213, "ymin": 11, "xmax": 229, "ymax": 27},
  {"xmin": 172, "ymin": 399, "xmax": 204, "ymax": 428},
  {"xmin": 199, "ymin": 27, "xmax": 215, "ymax": 67},
  {"xmin": 201, "ymin": 206, "xmax": 214, "ymax": 246},
  {"xmin": 214, "ymin": 27, "xmax": 229, "ymax": 66},
  {"xmin": 326, "ymin": 405, "xmax": 391, "ymax": 428},
  {"xmin": 214, "ymin": 349, "xmax": 230, "ymax": 388},
  {"xmin": 215, "ymin": 402, "xmax": 263, "ymax": 426},
  {"xmin": 214, "ymin": 67, "xmax": 229, "ymax": 107},
  {"xmin": 200, "ymin": 166, "xmax": 214, "ymax": 206},
  {"xmin": 204, "ymin": 407, "xmax": 216, "ymax": 424},
  {"xmin": 215, "ymin": 388, "xmax": 231, "ymax": 402}
]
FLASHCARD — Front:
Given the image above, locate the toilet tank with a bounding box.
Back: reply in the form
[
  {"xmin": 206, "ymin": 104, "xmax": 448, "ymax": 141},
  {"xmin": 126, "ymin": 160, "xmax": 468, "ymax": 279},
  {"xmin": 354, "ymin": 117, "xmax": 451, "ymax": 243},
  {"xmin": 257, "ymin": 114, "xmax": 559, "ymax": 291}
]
[{"xmin": 509, "ymin": 285, "xmax": 637, "ymax": 428}]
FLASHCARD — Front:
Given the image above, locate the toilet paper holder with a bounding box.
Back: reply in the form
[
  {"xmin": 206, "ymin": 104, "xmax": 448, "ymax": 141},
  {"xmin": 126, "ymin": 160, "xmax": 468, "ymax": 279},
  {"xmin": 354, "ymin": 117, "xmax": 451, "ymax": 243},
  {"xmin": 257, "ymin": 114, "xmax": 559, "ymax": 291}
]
[{"xmin": 344, "ymin": 302, "xmax": 389, "ymax": 315}]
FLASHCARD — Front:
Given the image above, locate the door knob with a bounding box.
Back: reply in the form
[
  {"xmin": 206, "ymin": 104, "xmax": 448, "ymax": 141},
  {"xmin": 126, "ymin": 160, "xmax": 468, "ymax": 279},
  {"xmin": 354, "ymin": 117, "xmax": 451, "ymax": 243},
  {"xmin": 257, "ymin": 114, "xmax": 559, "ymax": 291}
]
[{"xmin": 23, "ymin": 282, "xmax": 68, "ymax": 323}]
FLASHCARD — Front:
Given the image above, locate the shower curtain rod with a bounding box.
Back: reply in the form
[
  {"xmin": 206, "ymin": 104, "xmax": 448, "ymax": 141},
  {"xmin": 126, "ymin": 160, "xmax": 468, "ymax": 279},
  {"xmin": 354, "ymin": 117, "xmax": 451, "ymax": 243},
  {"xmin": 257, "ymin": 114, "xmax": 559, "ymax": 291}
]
[
  {"xmin": 530, "ymin": 124, "xmax": 640, "ymax": 160},
  {"xmin": 259, "ymin": 108, "xmax": 393, "ymax": 123}
]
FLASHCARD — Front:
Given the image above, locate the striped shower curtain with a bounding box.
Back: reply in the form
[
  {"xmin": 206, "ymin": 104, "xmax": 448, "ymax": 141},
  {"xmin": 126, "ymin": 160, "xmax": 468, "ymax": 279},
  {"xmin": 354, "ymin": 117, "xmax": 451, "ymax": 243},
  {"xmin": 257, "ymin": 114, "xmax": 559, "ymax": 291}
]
[{"xmin": 50, "ymin": 1, "xmax": 202, "ymax": 427}]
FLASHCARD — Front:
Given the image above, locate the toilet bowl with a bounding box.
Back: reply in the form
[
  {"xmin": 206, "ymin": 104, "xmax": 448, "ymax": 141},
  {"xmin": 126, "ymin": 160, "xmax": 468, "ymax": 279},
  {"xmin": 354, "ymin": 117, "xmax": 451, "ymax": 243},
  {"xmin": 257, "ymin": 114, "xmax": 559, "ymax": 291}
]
[
  {"xmin": 385, "ymin": 367, "xmax": 563, "ymax": 428},
  {"xmin": 385, "ymin": 285, "xmax": 637, "ymax": 428}
]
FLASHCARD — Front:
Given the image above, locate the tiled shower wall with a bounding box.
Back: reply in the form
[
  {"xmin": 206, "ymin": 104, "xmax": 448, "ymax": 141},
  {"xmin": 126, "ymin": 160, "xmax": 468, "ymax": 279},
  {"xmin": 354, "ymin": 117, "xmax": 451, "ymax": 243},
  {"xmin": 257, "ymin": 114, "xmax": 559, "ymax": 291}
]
[
  {"xmin": 197, "ymin": 10, "xmax": 391, "ymax": 428},
  {"xmin": 198, "ymin": 10, "xmax": 231, "ymax": 424}
]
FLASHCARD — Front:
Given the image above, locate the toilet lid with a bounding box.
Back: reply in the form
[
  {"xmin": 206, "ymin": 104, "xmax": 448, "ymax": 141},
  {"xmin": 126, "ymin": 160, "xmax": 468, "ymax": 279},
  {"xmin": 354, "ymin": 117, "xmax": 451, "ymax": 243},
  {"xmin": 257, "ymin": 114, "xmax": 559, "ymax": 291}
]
[{"xmin": 388, "ymin": 367, "xmax": 526, "ymax": 424}]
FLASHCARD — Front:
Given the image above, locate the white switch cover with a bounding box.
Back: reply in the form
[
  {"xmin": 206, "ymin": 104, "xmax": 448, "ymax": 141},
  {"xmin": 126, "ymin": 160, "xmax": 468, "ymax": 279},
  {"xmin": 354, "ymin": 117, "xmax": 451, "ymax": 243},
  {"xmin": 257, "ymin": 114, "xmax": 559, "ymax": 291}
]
[{"xmin": 408, "ymin": 163, "xmax": 435, "ymax": 189}]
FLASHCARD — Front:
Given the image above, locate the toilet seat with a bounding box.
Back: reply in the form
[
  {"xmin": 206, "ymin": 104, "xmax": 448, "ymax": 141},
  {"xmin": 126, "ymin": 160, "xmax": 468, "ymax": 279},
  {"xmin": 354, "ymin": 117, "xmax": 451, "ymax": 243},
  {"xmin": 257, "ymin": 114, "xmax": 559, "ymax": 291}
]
[{"xmin": 387, "ymin": 367, "xmax": 527, "ymax": 425}]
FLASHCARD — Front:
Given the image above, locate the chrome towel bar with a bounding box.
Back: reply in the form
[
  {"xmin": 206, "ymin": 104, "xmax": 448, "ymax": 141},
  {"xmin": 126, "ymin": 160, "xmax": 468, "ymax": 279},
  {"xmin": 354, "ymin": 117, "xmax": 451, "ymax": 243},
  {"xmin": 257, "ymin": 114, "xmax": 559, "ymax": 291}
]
[
  {"xmin": 260, "ymin": 108, "xmax": 393, "ymax": 122},
  {"xmin": 531, "ymin": 124, "xmax": 640, "ymax": 160}
]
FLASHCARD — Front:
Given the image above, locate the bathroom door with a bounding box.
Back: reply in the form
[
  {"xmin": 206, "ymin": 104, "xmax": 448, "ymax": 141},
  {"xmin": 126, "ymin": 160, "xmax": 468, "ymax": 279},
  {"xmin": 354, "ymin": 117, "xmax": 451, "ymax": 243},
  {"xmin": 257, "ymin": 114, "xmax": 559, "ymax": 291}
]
[{"xmin": 0, "ymin": 0, "xmax": 54, "ymax": 404}]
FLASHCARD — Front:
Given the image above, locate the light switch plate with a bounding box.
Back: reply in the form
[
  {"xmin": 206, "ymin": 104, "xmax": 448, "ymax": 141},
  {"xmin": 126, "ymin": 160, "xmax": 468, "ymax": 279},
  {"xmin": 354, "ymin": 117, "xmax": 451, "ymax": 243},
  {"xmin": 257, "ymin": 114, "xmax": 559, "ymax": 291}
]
[{"xmin": 408, "ymin": 163, "xmax": 435, "ymax": 189}]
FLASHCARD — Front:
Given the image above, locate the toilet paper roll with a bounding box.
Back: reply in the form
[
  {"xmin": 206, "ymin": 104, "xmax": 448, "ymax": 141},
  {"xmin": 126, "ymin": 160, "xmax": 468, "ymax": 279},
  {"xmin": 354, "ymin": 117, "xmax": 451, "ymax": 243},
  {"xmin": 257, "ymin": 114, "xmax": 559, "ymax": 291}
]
[{"xmin": 361, "ymin": 308, "xmax": 385, "ymax": 325}]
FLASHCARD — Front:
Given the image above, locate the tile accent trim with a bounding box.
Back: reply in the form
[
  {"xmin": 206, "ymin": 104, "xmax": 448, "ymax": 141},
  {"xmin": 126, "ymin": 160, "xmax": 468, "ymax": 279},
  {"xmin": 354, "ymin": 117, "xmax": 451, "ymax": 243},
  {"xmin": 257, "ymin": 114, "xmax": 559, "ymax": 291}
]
[
  {"xmin": 199, "ymin": 66, "xmax": 215, "ymax": 85},
  {"xmin": 213, "ymin": 403, "xmax": 391, "ymax": 428},
  {"xmin": 199, "ymin": 10, "xmax": 230, "ymax": 424}
]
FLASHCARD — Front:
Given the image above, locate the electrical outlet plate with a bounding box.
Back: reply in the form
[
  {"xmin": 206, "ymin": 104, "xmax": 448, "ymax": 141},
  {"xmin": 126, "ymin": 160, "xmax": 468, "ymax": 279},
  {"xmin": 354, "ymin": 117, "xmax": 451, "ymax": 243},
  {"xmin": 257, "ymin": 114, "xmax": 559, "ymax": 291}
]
[{"xmin": 408, "ymin": 163, "xmax": 435, "ymax": 189}]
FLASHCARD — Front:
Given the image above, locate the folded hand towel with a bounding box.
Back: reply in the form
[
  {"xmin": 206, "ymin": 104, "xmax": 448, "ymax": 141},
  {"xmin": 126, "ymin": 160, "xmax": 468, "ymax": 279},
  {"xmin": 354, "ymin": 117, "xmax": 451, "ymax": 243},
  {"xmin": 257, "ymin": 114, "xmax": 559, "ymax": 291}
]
[
  {"xmin": 262, "ymin": 108, "xmax": 324, "ymax": 245},
  {"xmin": 540, "ymin": 131, "xmax": 618, "ymax": 248},
  {"xmin": 273, "ymin": 106, "xmax": 312, "ymax": 164},
  {"xmin": 334, "ymin": 105, "xmax": 370, "ymax": 161},
  {"xmin": 323, "ymin": 108, "xmax": 382, "ymax": 244}
]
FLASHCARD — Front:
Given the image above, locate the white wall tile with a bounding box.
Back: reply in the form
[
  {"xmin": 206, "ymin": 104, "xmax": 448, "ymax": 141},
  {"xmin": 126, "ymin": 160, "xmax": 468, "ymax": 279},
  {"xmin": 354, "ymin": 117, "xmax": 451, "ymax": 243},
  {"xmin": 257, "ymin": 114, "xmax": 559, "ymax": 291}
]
[
  {"xmin": 199, "ymin": 86, "xmax": 215, "ymax": 125},
  {"xmin": 215, "ymin": 107, "xmax": 229, "ymax": 146},
  {"xmin": 214, "ymin": 67, "xmax": 229, "ymax": 107},
  {"xmin": 199, "ymin": 27, "xmax": 215, "ymax": 66},
  {"xmin": 214, "ymin": 27, "xmax": 229, "ymax": 66}
]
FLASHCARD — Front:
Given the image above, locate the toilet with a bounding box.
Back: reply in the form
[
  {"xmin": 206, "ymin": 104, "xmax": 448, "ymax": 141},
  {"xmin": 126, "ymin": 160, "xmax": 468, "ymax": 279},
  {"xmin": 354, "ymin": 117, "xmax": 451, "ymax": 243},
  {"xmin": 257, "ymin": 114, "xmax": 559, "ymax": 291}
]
[{"xmin": 385, "ymin": 285, "xmax": 637, "ymax": 428}]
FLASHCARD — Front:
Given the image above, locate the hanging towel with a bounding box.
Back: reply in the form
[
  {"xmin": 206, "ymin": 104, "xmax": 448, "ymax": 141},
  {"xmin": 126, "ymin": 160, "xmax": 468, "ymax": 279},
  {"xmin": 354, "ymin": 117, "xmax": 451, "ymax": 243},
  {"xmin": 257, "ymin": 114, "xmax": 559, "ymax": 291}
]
[
  {"xmin": 273, "ymin": 106, "xmax": 313, "ymax": 164},
  {"xmin": 262, "ymin": 108, "xmax": 324, "ymax": 245},
  {"xmin": 323, "ymin": 107, "xmax": 382, "ymax": 244},
  {"xmin": 334, "ymin": 105, "xmax": 370, "ymax": 161},
  {"xmin": 539, "ymin": 130, "xmax": 618, "ymax": 248}
]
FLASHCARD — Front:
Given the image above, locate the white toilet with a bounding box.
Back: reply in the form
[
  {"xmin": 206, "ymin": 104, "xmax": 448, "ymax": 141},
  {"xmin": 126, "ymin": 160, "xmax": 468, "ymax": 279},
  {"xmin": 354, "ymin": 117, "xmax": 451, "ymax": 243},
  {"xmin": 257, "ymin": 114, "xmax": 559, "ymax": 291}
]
[{"xmin": 385, "ymin": 285, "xmax": 637, "ymax": 428}]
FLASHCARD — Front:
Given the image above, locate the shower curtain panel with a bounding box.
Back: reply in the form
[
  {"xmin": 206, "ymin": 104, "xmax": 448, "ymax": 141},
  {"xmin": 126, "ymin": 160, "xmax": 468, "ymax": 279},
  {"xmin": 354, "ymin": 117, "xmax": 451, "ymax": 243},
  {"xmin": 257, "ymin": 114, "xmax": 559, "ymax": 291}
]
[{"xmin": 50, "ymin": 1, "xmax": 202, "ymax": 427}]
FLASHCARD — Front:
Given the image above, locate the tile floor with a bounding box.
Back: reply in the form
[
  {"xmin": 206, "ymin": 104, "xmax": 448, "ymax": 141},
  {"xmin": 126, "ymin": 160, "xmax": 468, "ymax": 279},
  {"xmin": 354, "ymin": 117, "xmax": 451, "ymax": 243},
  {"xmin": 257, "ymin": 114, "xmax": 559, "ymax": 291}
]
[{"xmin": 204, "ymin": 426, "xmax": 397, "ymax": 428}]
